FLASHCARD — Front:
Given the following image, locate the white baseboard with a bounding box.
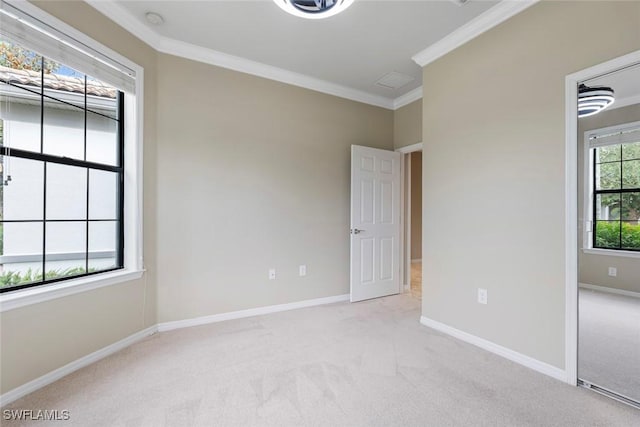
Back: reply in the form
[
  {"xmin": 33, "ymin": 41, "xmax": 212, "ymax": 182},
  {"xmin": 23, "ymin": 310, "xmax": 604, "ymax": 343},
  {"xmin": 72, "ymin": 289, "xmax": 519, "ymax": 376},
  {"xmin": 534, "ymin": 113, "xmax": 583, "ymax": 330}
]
[
  {"xmin": 419, "ymin": 316, "xmax": 566, "ymax": 382},
  {"xmin": 157, "ymin": 294, "xmax": 350, "ymax": 332},
  {"xmin": 579, "ymin": 283, "xmax": 640, "ymax": 299},
  {"xmin": 0, "ymin": 326, "xmax": 158, "ymax": 407}
]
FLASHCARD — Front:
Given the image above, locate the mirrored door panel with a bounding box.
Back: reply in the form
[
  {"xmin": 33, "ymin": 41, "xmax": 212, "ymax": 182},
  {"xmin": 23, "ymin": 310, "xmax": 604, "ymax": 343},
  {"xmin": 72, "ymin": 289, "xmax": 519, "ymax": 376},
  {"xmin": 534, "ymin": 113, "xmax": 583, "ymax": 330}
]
[{"xmin": 577, "ymin": 63, "xmax": 640, "ymax": 408}]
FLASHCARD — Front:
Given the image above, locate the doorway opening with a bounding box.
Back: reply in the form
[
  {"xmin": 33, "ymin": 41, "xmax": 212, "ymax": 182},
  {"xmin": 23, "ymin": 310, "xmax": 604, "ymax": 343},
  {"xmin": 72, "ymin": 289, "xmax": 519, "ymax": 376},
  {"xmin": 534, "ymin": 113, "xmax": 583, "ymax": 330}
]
[{"xmin": 397, "ymin": 143, "xmax": 423, "ymax": 300}]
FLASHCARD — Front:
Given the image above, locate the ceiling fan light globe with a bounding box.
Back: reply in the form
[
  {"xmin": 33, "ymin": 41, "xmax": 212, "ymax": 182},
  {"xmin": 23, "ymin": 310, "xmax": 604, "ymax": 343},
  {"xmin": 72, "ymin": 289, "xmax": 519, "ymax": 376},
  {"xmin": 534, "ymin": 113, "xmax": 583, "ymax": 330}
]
[{"xmin": 273, "ymin": 0, "xmax": 354, "ymax": 19}]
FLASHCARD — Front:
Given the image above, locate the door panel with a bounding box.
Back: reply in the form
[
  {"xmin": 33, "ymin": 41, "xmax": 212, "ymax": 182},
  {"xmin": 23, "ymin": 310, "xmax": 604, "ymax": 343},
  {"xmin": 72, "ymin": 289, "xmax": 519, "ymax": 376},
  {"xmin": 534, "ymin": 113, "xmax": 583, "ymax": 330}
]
[{"xmin": 350, "ymin": 145, "xmax": 401, "ymax": 302}]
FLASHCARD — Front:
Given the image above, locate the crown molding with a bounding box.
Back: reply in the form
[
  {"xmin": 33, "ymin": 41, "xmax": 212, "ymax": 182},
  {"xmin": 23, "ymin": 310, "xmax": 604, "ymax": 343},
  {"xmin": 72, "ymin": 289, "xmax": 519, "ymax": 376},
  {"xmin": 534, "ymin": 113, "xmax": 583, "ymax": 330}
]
[
  {"xmin": 85, "ymin": 0, "xmax": 163, "ymax": 50},
  {"xmin": 86, "ymin": 0, "xmax": 400, "ymax": 110},
  {"xmin": 393, "ymin": 86, "xmax": 423, "ymax": 109},
  {"xmin": 86, "ymin": 1, "xmax": 539, "ymax": 110},
  {"xmin": 156, "ymin": 36, "xmax": 395, "ymax": 109},
  {"xmin": 412, "ymin": 0, "xmax": 540, "ymax": 67}
]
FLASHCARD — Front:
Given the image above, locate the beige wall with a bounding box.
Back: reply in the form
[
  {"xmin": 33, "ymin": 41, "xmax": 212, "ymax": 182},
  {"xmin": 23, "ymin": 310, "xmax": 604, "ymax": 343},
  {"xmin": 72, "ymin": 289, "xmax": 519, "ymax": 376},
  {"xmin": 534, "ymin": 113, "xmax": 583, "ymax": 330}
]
[
  {"xmin": 578, "ymin": 104, "xmax": 640, "ymax": 293},
  {"xmin": 394, "ymin": 100, "xmax": 422, "ymax": 149},
  {"xmin": 0, "ymin": 1, "xmax": 395, "ymax": 395},
  {"xmin": 0, "ymin": 0, "xmax": 158, "ymax": 394},
  {"xmin": 410, "ymin": 151, "xmax": 422, "ymax": 259},
  {"xmin": 421, "ymin": 0, "xmax": 640, "ymax": 369},
  {"xmin": 155, "ymin": 54, "xmax": 394, "ymax": 322}
]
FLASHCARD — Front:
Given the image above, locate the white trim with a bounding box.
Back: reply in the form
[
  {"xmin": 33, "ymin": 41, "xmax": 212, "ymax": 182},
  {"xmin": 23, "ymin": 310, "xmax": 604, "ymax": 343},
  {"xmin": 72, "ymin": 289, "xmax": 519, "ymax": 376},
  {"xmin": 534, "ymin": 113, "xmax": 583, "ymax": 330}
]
[
  {"xmin": 412, "ymin": 0, "xmax": 539, "ymax": 67},
  {"xmin": 158, "ymin": 37, "xmax": 394, "ymax": 109},
  {"xmin": 579, "ymin": 282, "xmax": 640, "ymax": 299},
  {"xmin": 85, "ymin": 0, "xmax": 539, "ymax": 111},
  {"xmin": 420, "ymin": 316, "xmax": 567, "ymax": 382},
  {"xmin": 395, "ymin": 142, "xmax": 424, "ymax": 154},
  {"xmin": 582, "ymin": 248, "xmax": 640, "ymax": 259},
  {"xmin": 0, "ymin": 0, "xmax": 145, "ymax": 312},
  {"xmin": 399, "ymin": 152, "xmax": 407, "ymax": 290},
  {"xmin": 1, "ymin": 293, "xmax": 350, "ymax": 403},
  {"xmin": 133, "ymin": 69, "xmax": 145, "ymax": 272},
  {"xmin": 0, "ymin": 270, "xmax": 145, "ymax": 312},
  {"xmin": 157, "ymin": 294, "xmax": 350, "ymax": 332},
  {"xmin": 84, "ymin": 0, "xmax": 162, "ymax": 51},
  {"xmin": 393, "ymin": 87, "xmax": 423, "ymax": 110},
  {"xmin": 405, "ymin": 153, "xmax": 412, "ymax": 292},
  {"xmin": 582, "ymin": 129, "xmax": 593, "ymax": 254},
  {"xmin": 565, "ymin": 74, "xmax": 579, "ymax": 387},
  {"xmin": 0, "ymin": 326, "xmax": 158, "ymax": 406},
  {"xmin": 567, "ymin": 51, "xmax": 640, "ymax": 86},
  {"xmin": 82, "ymin": 1, "xmax": 543, "ymax": 110},
  {"xmin": 565, "ymin": 48, "xmax": 640, "ymax": 388},
  {"xmin": 85, "ymin": 0, "xmax": 402, "ymax": 110},
  {"xmin": 396, "ymin": 144, "xmax": 423, "ymax": 292}
]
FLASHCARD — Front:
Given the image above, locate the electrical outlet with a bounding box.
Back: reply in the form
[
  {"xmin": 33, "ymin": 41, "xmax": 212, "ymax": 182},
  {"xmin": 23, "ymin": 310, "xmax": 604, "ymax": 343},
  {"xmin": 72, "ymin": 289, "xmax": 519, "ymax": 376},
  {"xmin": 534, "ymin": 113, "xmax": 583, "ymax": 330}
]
[
  {"xmin": 299, "ymin": 265, "xmax": 307, "ymax": 277},
  {"xmin": 478, "ymin": 288, "xmax": 488, "ymax": 305},
  {"xmin": 269, "ymin": 268, "xmax": 276, "ymax": 280},
  {"xmin": 608, "ymin": 267, "xmax": 617, "ymax": 277}
]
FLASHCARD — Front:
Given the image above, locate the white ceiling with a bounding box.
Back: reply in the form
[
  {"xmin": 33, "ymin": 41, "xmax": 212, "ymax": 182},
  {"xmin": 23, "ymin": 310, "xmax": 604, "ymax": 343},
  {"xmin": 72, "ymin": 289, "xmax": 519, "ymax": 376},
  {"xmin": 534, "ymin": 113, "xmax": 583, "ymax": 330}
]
[
  {"xmin": 92, "ymin": 0, "xmax": 501, "ymax": 108},
  {"xmin": 585, "ymin": 63, "xmax": 640, "ymax": 110}
]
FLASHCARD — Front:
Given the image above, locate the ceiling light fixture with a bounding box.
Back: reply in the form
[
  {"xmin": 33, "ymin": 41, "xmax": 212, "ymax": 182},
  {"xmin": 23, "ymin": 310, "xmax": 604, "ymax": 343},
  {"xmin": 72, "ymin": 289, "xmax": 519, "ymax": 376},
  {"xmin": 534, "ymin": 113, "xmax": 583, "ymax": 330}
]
[
  {"xmin": 578, "ymin": 84, "xmax": 615, "ymax": 118},
  {"xmin": 273, "ymin": 0, "xmax": 354, "ymax": 20},
  {"xmin": 145, "ymin": 12, "xmax": 165, "ymax": 25}
]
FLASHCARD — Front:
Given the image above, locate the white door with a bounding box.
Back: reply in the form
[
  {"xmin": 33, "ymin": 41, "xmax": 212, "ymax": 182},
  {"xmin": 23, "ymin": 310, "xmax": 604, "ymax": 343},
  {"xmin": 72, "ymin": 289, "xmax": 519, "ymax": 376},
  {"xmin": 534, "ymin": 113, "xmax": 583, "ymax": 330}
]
[{"xmin": 350, "ymin": 145, "xmax": 401, "ymax": 302}]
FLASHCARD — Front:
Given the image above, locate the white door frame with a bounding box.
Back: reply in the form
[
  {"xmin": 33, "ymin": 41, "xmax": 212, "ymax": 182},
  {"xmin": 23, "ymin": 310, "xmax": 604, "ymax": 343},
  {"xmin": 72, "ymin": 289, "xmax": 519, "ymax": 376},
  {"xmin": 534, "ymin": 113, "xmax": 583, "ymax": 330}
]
[
  {"xmin": 564, "ymin": 49, "xmax": 640, "ymax": 386},
  {"xmin": 396, "ymin": 142, "xmax": 423, "ymax": 292}
]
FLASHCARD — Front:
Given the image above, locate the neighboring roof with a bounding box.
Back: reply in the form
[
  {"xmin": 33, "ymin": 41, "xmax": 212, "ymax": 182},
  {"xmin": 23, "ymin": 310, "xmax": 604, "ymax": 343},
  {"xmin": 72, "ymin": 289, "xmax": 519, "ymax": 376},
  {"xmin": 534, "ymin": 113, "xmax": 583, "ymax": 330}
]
[{"xmin": 0, "ymin": 65, "xmax": 116, "ymax": 99}]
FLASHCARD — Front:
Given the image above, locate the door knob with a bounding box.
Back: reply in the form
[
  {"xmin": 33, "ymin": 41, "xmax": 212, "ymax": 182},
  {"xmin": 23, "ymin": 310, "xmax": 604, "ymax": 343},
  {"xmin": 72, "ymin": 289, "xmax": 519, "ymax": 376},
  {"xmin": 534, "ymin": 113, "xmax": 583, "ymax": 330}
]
[{"xmin": 351, "ymin": 228, "xmax": 363, "ymax": 234}]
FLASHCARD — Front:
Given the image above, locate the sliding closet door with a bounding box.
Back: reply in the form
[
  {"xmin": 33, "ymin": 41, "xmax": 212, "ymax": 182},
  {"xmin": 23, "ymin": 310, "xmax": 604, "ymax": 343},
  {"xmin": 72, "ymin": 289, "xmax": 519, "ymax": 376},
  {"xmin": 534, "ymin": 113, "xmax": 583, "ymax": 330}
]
[{"xmin": 577, "ymin": 64, "xmax": 640, "ymax": 408}]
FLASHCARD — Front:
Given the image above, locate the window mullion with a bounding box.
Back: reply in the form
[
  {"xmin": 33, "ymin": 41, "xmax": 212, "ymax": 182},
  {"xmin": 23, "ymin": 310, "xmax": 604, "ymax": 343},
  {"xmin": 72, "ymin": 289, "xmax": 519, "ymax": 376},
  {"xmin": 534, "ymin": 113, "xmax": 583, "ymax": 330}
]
[
  {"xmin": 619, "ymin": 147, "xmax": 623, "ymax": 249},
  {"xmin": 40, "ymin": 57, "xmax": 46, "ymax": 284},
  {"xmin": 0, "ymin": 147, "xmax": 122, "ymax": 173},
  {"xmin": 117, "ymin": 92, "xmax": 125, "ymax": 269}
]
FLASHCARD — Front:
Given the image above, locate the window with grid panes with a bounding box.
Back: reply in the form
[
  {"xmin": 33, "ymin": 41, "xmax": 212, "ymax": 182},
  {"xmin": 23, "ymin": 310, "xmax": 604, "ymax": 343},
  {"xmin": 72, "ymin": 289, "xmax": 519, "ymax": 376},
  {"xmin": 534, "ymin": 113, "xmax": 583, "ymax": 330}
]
[
  {"xmin": 590, "ymin": 131, "xmax": 640, "ymax": 252},
  {"xmin": 0, "ymin": 38, "xmax": 124, "ymax": 292}
]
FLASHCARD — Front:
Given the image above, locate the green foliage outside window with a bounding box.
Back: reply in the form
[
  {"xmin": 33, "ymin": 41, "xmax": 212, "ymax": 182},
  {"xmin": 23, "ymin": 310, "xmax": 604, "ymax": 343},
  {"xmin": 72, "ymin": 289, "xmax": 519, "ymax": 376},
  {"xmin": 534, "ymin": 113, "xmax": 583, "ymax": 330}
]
[
  {"xmin": 595, "ymin": 221, "xmax": 640, "ymax": 250},
  {"xmin": 0, "ymin": 267, "xmax": 92, "ymax": 288}
]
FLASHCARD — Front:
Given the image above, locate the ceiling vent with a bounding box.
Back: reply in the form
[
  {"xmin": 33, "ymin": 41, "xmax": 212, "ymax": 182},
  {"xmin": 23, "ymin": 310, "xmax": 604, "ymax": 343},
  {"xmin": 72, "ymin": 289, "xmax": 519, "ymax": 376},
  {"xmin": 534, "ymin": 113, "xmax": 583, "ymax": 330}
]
[{"xmin": 374, "ymin": 72, "xmax": 414, "ymax": 90}]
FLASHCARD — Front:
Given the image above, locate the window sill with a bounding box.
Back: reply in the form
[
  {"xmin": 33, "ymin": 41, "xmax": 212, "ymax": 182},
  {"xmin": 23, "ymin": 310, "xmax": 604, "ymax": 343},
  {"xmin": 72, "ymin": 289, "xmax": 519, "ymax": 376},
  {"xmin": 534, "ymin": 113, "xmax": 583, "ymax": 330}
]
[
  {"xmin": 0, "ymin": 269, "xmax": 145, "ymax": 312},
  {"xmin": 582, "ymin": 248, "xmax": 640, "ymax": 259}
]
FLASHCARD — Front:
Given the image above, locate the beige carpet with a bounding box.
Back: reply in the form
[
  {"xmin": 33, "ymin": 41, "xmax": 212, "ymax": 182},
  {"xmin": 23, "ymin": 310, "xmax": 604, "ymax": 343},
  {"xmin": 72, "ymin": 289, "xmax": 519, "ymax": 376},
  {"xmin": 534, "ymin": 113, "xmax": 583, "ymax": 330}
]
[
  {"xmin": 579, "ymin": 288, "xmax": 640, "ymax": 403},
  {"xmin": 3, "ymin": 294, "xmax": 639, "ymax": 426}
]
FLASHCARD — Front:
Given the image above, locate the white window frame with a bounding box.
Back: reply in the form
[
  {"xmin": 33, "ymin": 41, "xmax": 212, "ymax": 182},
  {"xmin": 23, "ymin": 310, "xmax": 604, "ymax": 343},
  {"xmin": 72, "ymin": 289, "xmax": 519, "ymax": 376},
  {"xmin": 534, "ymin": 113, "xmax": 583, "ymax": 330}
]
[
  {"xmin": 0, "ymin": 0, "xmax": 144, "ymax": 311},
  {"xmin": 582, "ymin": 120, "xmax": 640, "ymax": 260}
]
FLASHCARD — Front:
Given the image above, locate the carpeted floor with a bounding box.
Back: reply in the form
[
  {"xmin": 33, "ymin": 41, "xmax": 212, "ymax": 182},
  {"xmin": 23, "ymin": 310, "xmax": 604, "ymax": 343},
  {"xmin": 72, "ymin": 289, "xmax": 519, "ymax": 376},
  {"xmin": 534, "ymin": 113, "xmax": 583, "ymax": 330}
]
[
  {"xmin": 579, "ymin": 288, "xmax": 640, "ymax": 403},
  {"xmin": 3, "ymin": 294, "xmax": 639, "ymax": 426}
]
